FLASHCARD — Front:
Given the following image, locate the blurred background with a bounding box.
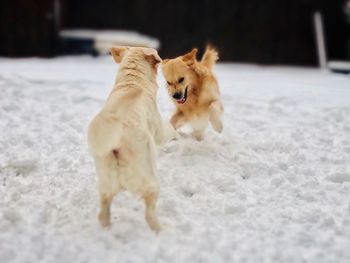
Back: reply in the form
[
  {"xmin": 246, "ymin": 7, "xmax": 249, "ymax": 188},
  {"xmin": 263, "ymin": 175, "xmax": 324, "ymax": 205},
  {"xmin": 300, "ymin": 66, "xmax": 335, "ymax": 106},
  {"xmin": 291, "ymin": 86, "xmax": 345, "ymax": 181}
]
[{"xmin": 1, "ymin": 0, "xmax": 349, "ymax": 66}]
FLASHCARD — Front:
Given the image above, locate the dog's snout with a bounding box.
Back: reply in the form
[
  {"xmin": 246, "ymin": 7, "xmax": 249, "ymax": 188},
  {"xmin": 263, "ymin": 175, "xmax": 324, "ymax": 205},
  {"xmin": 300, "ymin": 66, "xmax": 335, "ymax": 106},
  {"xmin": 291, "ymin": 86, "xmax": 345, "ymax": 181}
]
[{"xmin": 173, "ymin": 92, "xmax": 182, "ymax": 100}]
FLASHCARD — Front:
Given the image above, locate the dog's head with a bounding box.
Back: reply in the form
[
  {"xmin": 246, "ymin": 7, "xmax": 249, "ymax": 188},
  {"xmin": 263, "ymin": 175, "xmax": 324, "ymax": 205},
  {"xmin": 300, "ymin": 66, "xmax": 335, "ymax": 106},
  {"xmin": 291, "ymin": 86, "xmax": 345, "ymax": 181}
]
[
  {"xmin": 161, "ymin": 48, "xmax": 198, "ymax": 104},
  {"xmin": 109, "ymin": 46, "xmax": 162, "ymax": 79}
]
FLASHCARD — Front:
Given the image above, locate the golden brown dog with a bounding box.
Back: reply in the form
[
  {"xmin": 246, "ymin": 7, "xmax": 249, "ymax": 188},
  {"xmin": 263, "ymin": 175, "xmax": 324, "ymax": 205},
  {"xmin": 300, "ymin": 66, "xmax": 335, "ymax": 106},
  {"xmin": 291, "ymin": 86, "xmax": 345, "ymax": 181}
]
[{"xmin": 161, "ymin": 47, "xmax": 223, "ymax": 140}]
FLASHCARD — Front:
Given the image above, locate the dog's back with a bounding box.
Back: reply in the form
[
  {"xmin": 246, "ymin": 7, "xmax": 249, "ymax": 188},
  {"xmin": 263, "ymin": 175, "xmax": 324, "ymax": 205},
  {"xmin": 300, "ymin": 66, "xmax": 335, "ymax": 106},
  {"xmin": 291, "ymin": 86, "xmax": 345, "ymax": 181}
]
[
  {"xmin": 88, "ymin": 72, "xmax": 159, "ymax": 194},
  {"xmin": 88, "ymin": 87, "xmax": 142, "ymax": 159}
]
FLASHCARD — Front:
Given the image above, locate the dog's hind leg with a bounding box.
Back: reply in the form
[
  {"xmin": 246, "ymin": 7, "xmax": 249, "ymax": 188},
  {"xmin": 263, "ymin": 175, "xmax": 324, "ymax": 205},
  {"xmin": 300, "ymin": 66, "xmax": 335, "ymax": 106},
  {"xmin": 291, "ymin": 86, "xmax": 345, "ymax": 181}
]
[
  {"xmin": 142, "ymin": 136, "xmax": 162, "ymax": 232},
  {"xmin": 209, "ymin": 100, "xmax": 223, "ymax": 133},
  {"xmin": 98, "ymin": 193, "xmax": 113, "ymax": 227},
  {"xmin": 94, "ymin": 155, "xmax": 120, "ymax": 227},
  {"xmin": 144, "ymin": 190, "xmax": 161, "ymax": 232}
]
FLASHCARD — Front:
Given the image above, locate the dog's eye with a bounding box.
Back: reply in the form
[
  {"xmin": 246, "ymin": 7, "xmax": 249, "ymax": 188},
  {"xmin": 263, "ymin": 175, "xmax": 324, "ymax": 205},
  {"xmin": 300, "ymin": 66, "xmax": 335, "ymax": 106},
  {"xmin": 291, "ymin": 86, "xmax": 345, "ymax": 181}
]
[
  {"xmin": 167, "ymin": 81, "xmax": 172, "ymax": 85},
  {"xmin": 178, "ymin": 77, "xmax": 184, "ymax": 83}
]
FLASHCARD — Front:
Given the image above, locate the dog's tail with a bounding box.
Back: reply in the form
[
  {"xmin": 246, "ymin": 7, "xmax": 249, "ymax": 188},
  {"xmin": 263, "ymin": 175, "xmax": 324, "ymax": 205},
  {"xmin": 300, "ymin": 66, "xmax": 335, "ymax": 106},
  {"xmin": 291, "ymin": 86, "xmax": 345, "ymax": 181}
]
[
  {"xmin": 201, "ymin": 46, "xmax": 219, "ymax": 70},
  {"xmin": 88, "ymin": 88, "xmax": 142, "ymax": 158}
]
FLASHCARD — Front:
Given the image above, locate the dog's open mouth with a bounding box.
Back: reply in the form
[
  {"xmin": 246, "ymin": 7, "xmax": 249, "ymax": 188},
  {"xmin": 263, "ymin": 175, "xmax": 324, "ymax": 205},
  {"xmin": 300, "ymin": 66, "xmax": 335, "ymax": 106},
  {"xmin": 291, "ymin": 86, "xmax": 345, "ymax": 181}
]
[{"xmin": 176, "ymin": 87, "xmax": 188, "ymax": 104}]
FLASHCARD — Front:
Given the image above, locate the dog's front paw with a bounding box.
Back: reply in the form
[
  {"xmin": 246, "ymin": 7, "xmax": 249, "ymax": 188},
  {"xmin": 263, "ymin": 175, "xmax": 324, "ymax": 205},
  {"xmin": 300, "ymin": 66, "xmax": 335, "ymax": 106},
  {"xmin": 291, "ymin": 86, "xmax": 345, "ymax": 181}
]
[
  {"xmin": 211, "ymin": 118, "xmax": 223, "ymax": 133},
  {"xmin": 192, "ymin": 131, "xmax": 204, "ymax": 141},
  {"xmin": 172, "ymin": 130, "xmax": 181, "ymax": 140},
  {"xmin": 214, "ymin": 121, "xmax": 223, "ymax": 133}
]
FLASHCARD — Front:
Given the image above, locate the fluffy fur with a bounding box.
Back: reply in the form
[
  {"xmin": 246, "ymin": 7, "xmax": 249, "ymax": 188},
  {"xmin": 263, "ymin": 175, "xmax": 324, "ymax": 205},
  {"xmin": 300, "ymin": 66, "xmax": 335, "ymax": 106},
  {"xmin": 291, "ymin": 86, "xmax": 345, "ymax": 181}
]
[
  {"xmin": 88, "ymin": 46, "xmax": 175, "ymax": 232},
  {"xmin": 161, "ymin": 47, "xmax": 224, "ymax": 140}
]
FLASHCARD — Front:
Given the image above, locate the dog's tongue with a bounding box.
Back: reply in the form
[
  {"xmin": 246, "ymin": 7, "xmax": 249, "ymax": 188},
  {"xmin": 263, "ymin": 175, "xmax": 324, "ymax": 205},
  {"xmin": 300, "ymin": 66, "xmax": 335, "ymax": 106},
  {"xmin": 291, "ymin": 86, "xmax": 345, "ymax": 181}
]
[{"xmin": 177, "ymin": 98, "xmax": 186, "ymax": 104}]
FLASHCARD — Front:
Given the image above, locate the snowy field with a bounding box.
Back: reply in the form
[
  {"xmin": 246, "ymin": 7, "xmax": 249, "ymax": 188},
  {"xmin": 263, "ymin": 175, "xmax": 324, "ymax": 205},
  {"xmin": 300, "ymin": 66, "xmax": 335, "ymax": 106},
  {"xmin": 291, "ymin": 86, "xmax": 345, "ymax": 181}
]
[{"xmin": 1, "ymin": 56, "xmax": 350, "ymax": 263}]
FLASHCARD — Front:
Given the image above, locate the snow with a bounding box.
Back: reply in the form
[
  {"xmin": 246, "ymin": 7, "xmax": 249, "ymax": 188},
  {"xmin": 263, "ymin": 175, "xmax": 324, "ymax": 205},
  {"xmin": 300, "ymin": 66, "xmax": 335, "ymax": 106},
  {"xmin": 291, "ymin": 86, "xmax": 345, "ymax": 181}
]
[
  {"xmin": 59, "ymin": 30, "xmax": 160, "ymax": 53},
  {"xmin": 1, "ymin": 56, "xmax": 350, "ymax": 263},
  {"xmin": 328, "ymin": 61, "xmax": 350, "ymax": 73}
]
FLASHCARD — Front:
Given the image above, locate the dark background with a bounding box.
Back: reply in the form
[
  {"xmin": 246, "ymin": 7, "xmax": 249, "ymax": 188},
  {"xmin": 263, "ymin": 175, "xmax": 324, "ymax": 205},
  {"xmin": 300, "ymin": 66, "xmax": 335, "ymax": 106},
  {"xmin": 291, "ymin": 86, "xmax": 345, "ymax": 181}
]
[{"xmin": 0, "ymin": 0, "xmax": 349, "ymax": 65}]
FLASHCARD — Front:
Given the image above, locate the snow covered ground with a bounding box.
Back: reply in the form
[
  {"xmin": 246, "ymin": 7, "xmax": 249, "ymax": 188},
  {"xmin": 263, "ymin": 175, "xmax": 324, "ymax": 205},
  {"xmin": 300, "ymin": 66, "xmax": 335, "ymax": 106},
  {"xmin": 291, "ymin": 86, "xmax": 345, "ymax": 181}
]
[{"xmin": 0, "ymin": 56, "xmax": 350, "ymax": 263}]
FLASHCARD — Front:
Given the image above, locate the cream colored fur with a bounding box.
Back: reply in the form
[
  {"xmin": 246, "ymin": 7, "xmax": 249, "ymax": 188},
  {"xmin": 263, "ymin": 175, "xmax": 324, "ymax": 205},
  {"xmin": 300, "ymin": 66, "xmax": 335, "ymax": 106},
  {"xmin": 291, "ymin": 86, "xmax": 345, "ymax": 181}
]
[{"xmin": 88, "ymin": 46, "xmax": 176, "ymax": 232}]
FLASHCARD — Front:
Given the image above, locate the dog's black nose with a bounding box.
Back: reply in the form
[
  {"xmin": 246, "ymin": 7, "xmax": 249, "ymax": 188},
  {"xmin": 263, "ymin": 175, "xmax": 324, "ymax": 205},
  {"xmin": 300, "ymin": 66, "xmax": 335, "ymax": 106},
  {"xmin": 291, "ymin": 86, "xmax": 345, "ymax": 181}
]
[{"xmin": 173, "ymin": 92, "xmax": 182, "ymax": 100}]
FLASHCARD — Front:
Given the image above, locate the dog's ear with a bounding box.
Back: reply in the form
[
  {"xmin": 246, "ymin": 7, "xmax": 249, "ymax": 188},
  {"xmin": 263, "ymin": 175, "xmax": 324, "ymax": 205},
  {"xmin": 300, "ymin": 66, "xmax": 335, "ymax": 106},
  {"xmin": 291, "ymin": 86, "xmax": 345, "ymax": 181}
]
[
  {"xmin": 109, "ymin": 46, "xmax": 129, "ymax": 63},
  {"xmin": 182, "ymin": 48, "xmax": 198, "ymax": 66},
  {"xmin": 143, "ymin": 48, "xmax": 162, "ymax": 67}
]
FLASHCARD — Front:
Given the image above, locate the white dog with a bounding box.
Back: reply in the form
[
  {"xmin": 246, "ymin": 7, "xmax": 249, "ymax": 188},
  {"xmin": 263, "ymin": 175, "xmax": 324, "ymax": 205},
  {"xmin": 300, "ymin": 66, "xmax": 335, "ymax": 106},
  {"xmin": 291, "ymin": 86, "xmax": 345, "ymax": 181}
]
[{"xmin": 88, "ymin": 46, "xmax": 175, "ymax": 232}]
